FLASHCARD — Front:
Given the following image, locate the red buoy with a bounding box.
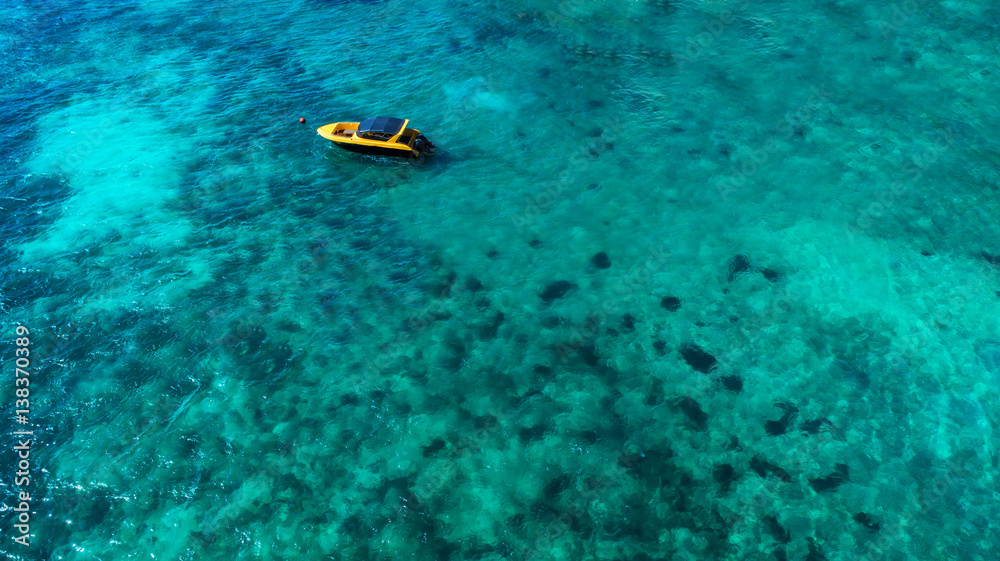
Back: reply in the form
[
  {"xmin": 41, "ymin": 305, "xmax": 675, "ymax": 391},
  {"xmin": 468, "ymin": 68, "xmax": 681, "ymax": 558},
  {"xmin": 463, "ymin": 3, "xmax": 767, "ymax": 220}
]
[{"xmin": 299, "ymin": 117, "xmax": 305, "ymax": 123}]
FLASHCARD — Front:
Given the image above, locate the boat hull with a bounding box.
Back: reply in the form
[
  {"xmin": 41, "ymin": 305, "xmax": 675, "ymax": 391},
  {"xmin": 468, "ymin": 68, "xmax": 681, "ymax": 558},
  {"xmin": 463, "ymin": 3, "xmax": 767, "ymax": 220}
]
[{"xmin": 331, "ymin": 140, "xmax": 419, "ymax": 159}]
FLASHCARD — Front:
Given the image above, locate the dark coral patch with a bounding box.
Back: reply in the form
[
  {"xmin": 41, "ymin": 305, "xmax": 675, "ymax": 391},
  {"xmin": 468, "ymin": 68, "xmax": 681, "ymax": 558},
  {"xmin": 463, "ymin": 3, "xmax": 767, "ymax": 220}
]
[
  {"xmin": 542, "ymin": 474, "xmax": 573, "ymax": 500},
  {"xmin": 679, "ymin": 343, "xmax": 717, "ymax": 373},
  {"xmin": 853, "ymin": 512, "xmax": 880, "ymax": 532},
  {"xmin": 479, "ymin": 312, "xmax": 505, "ymax": 340},
  {"xmin": 728, "ymin": 254, "xmax": 752, "ymax": 280},
  {"xmin": 721, "ymin": 375, "xmax": 743, "ymax": 392},
  {"xmin": 591, "ymin": 251, "xmax": 611, "ymax": 269},
  {"xmin": 660, "ymin": 296, "xmax": 682, "ymax": 311},
  {"xmin": 518, "ymin": 424, "xmax": 550, "ymax": 443},
  {"xmin": 578, "ymin": 342, "xmax": 600, "ymax": 366},
  {"xmin": 622, "ymin": 313, "xmax": 636, "ymax": 331},
  {"xmin": 713, "ymin": 464, "xmax": 737, "ymax": 491},
  {"xmin": 676, "ymin": 396, "xmax": 708, "ymax": 430},
  {"xmin": 422, "ymin": 439, "xmax": 447, "ymax": 457},
  {"xmin": 802, "ymin": 418, "xmax": 832, "ymax": 434},
  {"xmin": 764, "ymin": 515, "xmax": 791, "ymax": 543},
  {"xmin": 750, "ymin": 456, "xmax": 792, "ymax": 482},
  {"xmin": 810, "ymin": 463, "xmax": 849, "ymax": 492},
  {"xmin": 765, "ymin": 401, "xmax": 798, "ymax": 436},
  {"xmin": 540, "ymin": 280, "xmax": 576, "ymax": 303}
]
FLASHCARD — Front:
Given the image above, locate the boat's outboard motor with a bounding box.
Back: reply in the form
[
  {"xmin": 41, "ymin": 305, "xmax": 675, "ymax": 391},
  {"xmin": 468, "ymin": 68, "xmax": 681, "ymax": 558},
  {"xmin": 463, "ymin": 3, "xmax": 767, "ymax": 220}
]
[{"xmin": 415, "ymin": 134, "xmax": 436, "ymax": 155}]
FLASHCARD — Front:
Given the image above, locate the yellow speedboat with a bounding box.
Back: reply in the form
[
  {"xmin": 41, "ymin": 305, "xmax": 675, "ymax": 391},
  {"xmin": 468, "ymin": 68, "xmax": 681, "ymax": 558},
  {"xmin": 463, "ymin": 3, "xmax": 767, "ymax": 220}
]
[{"xmin": 317, "ymin": 116, "xmax": 436, "ymax": 158}]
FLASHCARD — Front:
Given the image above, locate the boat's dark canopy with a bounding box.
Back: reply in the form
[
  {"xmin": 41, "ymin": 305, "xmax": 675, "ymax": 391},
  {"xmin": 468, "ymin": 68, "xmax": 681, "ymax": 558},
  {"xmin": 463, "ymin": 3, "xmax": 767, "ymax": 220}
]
[{"xmin": 359, "ymin": 116, "xmax": 405, "ymax": 136}]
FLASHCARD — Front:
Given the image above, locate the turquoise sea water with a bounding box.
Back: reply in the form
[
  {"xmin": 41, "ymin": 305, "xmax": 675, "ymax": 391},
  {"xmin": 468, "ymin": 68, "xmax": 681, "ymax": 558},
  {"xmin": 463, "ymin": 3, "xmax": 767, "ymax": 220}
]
[{"xmin": 2, "ymin": 0, "xmax": 999, "ymax": 559}]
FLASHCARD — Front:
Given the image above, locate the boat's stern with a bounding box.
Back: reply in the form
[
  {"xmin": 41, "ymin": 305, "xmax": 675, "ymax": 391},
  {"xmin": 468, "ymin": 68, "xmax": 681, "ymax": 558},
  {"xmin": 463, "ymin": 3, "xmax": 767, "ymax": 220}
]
[
  {"xmin": 393, "ymin": 128, "xmax": 435, "ymax": 158},
  {"xmin": 413, "ymin": 131, "xmax": 436, "ymax": 157}
]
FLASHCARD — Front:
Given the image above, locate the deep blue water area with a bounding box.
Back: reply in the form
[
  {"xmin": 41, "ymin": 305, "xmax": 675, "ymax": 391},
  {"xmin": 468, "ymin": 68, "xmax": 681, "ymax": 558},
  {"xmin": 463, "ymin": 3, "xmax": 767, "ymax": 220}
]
[{"xmin": 1, "ymin": 0, "xmax": 999, "ymax": 560}]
